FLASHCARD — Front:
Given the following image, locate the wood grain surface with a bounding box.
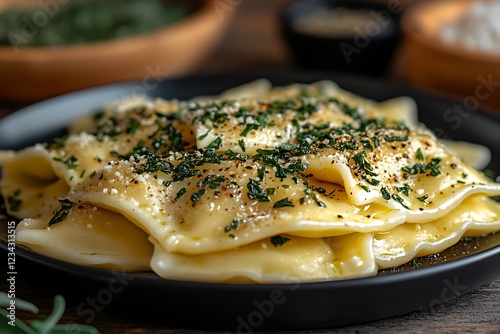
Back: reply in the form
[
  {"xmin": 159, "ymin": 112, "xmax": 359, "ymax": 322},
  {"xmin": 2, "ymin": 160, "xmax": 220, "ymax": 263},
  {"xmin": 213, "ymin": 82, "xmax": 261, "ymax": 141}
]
[
  {"xmin": 1, "ymin": 1, "xmax": 499, "ymax": 333},
  {"xmin": 3, "ymin": 266, "xmax": 500, "ymax": 333}
]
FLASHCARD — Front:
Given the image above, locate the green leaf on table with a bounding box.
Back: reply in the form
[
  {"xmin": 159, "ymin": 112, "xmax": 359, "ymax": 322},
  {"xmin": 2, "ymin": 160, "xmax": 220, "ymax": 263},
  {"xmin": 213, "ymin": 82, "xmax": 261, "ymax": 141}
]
[
  {"xmin": 0, "ymin": 294, "xmax": 99, "ymax": 334},
  {"xmin": 0, "ymin": 293, "xmax": 39, "ymax": 314}
]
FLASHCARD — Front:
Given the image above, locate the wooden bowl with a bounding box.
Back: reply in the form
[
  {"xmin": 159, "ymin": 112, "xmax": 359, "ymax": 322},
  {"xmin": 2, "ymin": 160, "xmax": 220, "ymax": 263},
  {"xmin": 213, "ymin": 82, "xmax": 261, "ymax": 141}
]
[
  {"xmin": 401, "ymin": 0, "xmax": 500, "ymax": 112},
  {"xmin": 0, "ymin": 0, "xmax": 232, "ymax": 102}
]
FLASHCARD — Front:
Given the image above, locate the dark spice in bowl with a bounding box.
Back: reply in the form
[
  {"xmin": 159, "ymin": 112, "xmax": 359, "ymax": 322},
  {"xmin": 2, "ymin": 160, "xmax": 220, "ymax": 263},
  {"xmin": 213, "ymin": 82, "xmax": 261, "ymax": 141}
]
[{"xmin": 281, "ymin": 0, "xmax": 402, "ymax": 76}]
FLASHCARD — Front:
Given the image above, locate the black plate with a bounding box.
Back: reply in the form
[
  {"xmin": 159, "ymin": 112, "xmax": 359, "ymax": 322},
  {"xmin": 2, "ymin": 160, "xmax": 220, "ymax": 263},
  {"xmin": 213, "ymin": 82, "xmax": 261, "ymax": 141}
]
[{"xmin": 1, "ymin": 72, "xmax": 499, "ymax": 331}]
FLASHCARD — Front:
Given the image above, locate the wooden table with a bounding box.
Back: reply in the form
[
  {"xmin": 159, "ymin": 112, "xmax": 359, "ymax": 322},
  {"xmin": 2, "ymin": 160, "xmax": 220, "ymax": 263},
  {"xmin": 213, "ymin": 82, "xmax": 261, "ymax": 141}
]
[{"xmin": 1, "ymin": 1, "xmax": 499, "ymax": 333}]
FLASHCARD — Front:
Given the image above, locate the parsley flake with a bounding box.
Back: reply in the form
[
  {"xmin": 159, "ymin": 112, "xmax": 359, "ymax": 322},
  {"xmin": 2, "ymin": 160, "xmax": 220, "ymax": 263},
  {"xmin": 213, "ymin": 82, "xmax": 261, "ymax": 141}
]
[
  {"xmin": 238, "ymin": 139, "xmax": 246, "ymax": 152},
  {"xmin": 190, "ymin": 189, "xmax": 206, "ymax": 203},
  {"xmin": 273, "ymin": 197, "xmax": 294, "ymax": 208},
  {"xmin": 416, "ymin": 148, "xmax": 424, "ymax": 161},
  {"xmin": 381, "ymin": 187, "xmax": 391, "ymax": 200},
  {"xmin": 247, "ymin": 179, "xmax": 271, "ymax": 202},
  {"xmin": 205, "ymin": 137, "xmax": 222, "ymax": 150},
  {"xmin": 417, "ymin": 195, "xmax": 429, "ymax": 202},
  {"xmin": 270, "ymin": 235, "xmax": 291, "ymax": 247},
  {"xmin": 48, "ymin": 199, "xmax": 75, "ymax": 226}
]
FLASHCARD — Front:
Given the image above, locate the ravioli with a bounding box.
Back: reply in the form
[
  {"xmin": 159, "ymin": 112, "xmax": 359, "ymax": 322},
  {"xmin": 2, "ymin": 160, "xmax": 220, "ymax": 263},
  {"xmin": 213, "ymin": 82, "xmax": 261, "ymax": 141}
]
[
  {"xmin": 151, "ymin": 233, "xmax": 376, "ymax": 283},
  {"xmin": 304, "ymin": 128, "xmax": 500, "ymax": 221},
  {"xmin": 1, "ymin": 80, "xmax": 499, "ymax": 283},
  {"xmin": 16, "ymin": 205, "xmax": 153, "ymax": 271},
  {"xmin": 374, "ymin": 196, "xmax": 500, "ymax": 268},
  {"xmin": 65, "ymin": 157, "xmax": 405, "ymax": 254}
]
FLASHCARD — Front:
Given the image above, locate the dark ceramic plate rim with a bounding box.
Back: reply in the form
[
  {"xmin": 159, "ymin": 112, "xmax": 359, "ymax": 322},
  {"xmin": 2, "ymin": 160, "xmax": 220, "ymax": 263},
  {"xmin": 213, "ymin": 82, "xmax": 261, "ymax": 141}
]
[{"xmin": 1, "ymin": 71, "xmax": 499, "ymax": 331}]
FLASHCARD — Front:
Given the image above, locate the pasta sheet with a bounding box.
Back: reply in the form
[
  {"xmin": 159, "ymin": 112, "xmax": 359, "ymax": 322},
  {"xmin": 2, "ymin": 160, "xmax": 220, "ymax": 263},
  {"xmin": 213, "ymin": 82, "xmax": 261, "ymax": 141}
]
[{"xmin": 1, "ymin": 80, "xmax": 499, "ymax": 282}]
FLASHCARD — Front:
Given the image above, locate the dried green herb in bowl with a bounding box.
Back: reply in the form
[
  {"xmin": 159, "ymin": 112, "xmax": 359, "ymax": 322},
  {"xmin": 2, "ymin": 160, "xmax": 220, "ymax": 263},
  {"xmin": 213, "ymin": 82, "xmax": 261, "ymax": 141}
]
[{"xmin": 0, "ymin": 0, "xmax": 187, "ymax": 47}]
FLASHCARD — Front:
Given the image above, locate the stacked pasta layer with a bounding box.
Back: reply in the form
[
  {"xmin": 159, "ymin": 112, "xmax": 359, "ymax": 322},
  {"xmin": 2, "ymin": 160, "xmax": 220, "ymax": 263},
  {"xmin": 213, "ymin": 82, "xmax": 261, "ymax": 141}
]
[{"xmin": 1, "ymin": 80, "xmax": 500, "ymax": 283}]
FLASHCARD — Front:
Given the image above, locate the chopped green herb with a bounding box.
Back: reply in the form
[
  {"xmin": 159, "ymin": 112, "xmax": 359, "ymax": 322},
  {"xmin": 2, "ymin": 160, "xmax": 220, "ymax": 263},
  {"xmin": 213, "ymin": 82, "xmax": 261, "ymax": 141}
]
[
  {"xmin": 273, "ymin": 197, "xmax": 294, "ymax": 208},
  {"xmin": 175, "ymin": 187, "xmax": 186, "ymax": 200},
  {"xmin": 49, "ymin": 135, "xmax": 69, "ymax": 149},
  {"xmin": 329, "ymin": 98, "xmax": 360, "ymax": 119},
  {"xmin": 483, "ymin": 169, "xmax": 495, "ymax": 179},
  {"xmin": 336, "ymin": 141, "xmax": 358, "ymax": 152},
  {"xmin": 426, "ymin": 158, "xmax": 442, "ymax": 176},
  {"xmin": 7, "ymin": 190, "xmax": 22, "ymax": 212},
  {"xmin": 396, "ymin": 183, "xmax": 412, "ymax": 196},
  {"xmin": 402, "ymin": 163, "xmax": 425, "ymax": 175},
  {"xmin": 265, "ymin": 188, "xmax": 276, "ymax": 195},
  {"xmin": 417, "ymin": 195, "xmax": 429, "ymax": 202},
  {"xmin": 190, "ymin": 188, "xmax": 206, "ymax": 203},
  {"xmin": 270, "ymin": 235, "xmax": 291, "ymax": 247},
  {"xmin": 392, "ymin": 194, "xmax": 410, "ymax": 209},
  {"xmin": 381, "ymin": 187, "xmax": 391, "ymax": 200},
  {"xmin": 48, "ymin": 199, "xmax": 75, "ymax": 226},
  {"xmin": 394, "ymin": 121, "xmax": 409, "ymax": 131},
  {"xmin": 94, "ymin": 109, "xmax": 106, "ymax": 121},
  {"xmin": 256, "ymin": 148, "xmax": 277, "ymax": 157},
  {"xmin": 126, "ymin": 118, "xmax": 141, "ymax": 134},
  {"xmin": 198, "ymin": 175, "xmax": 226, "ymax": 189},
  {"xmin": 352, "ymin": 151, "xmax": 378, "ymax": 176},
  {"xmin": 131, "ymin": 146, "xmax": 174, "ymax": 175},
  {"xmin": 53, "ymin": 155, "xmax": 79, "ymax": 169},
  {"xmin": 240, "ymin": 123, "xmax": 259, "ymax": 137},
  {"xmin": 205, "ymin": 137, "xmax": 222, "ymax": 150},
  {"xmin": 303, "ymin": 183, "xmax": 326, "ymax": 207},
  {"xmin": 352, "ymin": 151, "xmax": 366, "ymax": 164},
  {"xmin": 247, "ymin": 179, "xmax": 271, "ymax": 202},
  {"xmin": 416, "ymin": 148, "xmax": 424, "ymax": 161},
  {"xmin": 172, "ymin": 161, "xmax": 198, "ymax": 181},
  {"xmin": 360, "ymin": 139, "xmax": 373, "ymax": 151},
  {"xmin": 198, "ymin": 131, "xmax": 210, "ymax": 140},
  {"xmin": 402, "ymin": 158, "xmax": 441, "ymax": 177},
  {"xmin": 383, "ymin": 135, "xmax": 409, "ymax": 142},
  {"xmin": 277, "ymin": 143, "xmax": 299, "ymax": 152},
  {"xmin": 238, "ymin": 139, "xmax": 246, "ymax": 152},
  {"xmin": 224, "ymin": 219, "xmax": 242, "ymax": 232},
  {"xmin": 224, "ymin": 149, "xmax": 249, "ymax": 162},
  {"xmin": 257, "ymin": 167, "xmax": 265, "ymax": 181},
  {"xmin": 362, "ymin": 175, "xmax": 380, "ymax": 186}
]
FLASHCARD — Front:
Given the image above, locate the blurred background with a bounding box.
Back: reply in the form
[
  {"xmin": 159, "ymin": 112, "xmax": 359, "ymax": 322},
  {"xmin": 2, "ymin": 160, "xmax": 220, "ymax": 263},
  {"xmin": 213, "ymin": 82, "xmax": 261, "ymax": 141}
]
[{"xmin": 0, "ymin": 0, "xmax": 499, "ymax": 115}]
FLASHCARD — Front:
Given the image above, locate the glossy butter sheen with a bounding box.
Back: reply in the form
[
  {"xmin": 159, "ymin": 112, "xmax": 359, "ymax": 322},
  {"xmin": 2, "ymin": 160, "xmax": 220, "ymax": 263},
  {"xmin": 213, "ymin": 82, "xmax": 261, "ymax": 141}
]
[{"xmin": 1, "ymin": 80, "xmax": 499, "ymax": 282}]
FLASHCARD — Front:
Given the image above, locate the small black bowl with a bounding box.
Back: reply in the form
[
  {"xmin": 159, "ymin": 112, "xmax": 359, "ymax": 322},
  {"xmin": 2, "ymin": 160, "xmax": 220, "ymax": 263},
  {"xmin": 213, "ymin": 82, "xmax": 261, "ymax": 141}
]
[{"xmin": 281, "ymin": 0, "xmax": 402, "ymax": 76}]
